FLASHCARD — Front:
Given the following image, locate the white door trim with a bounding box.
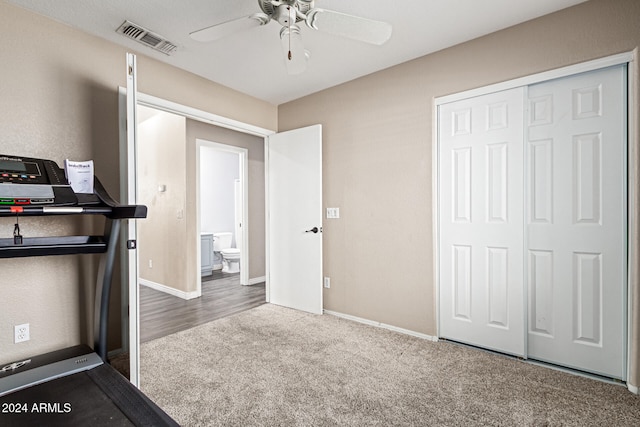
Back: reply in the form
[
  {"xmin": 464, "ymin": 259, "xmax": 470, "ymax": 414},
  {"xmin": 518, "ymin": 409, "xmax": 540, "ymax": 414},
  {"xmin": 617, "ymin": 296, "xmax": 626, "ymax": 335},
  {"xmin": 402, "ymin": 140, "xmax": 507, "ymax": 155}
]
[
  {"xmin": 433, "ymin": 51, "xmax": 636, "ymax": 384},
  {"xmin": 121, "ymin": 53, "xmax": 140, "ymax": 386},
  {"xmin": 435, "ymin": 52, "xmax": 633, "ymax": 106},
  {"xmin": 136, "ymin": 92, "xmax": 275, "ymax": 138},
  {"xmin": 196, "ymin": 139, "xmax": 249, "ymax": 288},
  {"xmin": 627, "ymin": 49, "xmax": 638, "ymax": 393}
]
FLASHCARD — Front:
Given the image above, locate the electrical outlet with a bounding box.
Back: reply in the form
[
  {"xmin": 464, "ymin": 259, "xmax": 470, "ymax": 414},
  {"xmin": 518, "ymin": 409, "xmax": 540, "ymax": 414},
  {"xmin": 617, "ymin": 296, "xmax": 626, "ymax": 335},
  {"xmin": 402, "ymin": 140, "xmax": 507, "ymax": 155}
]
[
  {"xmin": 149, "ymin": 259, "xmax": 153, "ymax": 268},
  {"xmin": 324, "ymin": 277, "xmax": 331, "ymax": 289},
  {"xmin": 14, "ymin": 323, "xmax": 30, "ymax": 343}
]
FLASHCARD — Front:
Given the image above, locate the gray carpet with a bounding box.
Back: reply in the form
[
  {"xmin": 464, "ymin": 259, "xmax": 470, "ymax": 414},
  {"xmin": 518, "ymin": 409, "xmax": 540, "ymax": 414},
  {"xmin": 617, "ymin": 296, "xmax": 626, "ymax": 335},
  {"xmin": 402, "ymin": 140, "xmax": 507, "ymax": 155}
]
[{"xmin": 140, "ymin": 304, "xmax": 640, "ymax": 426}]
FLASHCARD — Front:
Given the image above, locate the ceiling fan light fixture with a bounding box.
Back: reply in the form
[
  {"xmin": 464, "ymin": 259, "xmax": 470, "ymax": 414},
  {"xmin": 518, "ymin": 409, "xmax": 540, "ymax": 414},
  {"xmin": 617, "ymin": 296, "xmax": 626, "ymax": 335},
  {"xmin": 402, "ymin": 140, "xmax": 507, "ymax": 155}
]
[{"xmin": 279, "ymin": 24, "xmax": 307, "ymax": 75}]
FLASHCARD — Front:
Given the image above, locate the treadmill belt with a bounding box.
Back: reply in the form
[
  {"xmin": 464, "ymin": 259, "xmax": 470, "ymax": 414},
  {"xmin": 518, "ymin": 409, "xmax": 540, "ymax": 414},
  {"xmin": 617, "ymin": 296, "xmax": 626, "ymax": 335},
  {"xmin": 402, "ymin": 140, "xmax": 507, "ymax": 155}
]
[
  {"xmin": 87, "ymin": 364, "xmax": 178, "ymax": 426},
  {"xmin": 0, "ymin": 364, "xmax": 177, "ymax": 427}
]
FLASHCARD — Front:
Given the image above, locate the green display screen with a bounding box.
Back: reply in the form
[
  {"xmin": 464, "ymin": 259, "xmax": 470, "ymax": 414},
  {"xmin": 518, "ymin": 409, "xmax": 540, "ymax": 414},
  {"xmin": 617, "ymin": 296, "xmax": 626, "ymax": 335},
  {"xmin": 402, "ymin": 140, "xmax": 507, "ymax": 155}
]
[{"xmin": 0, "ymin": 160, "xmax": 27, "ymax": 173}]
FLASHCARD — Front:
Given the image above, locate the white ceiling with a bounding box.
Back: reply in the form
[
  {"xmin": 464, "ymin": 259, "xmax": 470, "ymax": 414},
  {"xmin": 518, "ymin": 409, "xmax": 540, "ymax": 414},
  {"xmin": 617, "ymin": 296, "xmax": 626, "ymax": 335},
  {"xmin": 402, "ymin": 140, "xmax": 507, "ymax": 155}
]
[{"xmin": 7, "ymin": 0, "xmax": 587, "ymax": 105}]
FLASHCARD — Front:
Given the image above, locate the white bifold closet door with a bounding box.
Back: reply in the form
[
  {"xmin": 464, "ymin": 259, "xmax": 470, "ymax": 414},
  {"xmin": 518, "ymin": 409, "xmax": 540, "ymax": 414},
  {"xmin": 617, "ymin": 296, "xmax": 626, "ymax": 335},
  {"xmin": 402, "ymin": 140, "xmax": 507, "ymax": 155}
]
[
  {"xmin": 439, "ymin": 87, "xmax": 526, "ymax": 357},
  {"xmin": 438, "ymin": 64, "xmax": 626, "ymax": 379},
  {"xmin": 526, "ymin": 66, "xmax": 626, "ymax": 378}
]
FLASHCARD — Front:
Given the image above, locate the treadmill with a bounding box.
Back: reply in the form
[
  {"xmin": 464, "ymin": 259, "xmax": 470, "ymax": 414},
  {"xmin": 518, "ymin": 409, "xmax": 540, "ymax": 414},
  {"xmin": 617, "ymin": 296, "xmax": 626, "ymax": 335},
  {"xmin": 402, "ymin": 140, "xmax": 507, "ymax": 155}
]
[{"xmin": 0, "ymin": 155, "xmax": 178, "ymax": 426}]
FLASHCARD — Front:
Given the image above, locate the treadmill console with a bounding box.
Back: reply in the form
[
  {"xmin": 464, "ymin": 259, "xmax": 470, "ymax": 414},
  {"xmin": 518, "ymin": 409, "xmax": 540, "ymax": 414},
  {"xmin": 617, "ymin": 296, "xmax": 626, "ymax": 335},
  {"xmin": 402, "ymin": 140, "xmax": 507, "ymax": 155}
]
[{"xmin": 0, "ymin": 155, "xmax": 77, "ymax": 206}]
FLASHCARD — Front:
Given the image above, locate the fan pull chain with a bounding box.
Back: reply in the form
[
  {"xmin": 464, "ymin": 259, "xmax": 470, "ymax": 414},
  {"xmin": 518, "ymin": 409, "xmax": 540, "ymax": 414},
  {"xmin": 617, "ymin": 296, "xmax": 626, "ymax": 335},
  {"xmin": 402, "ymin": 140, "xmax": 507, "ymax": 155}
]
[{"xmin": 287, "ymin": 6, "xmax": 292, "ymax": 61}]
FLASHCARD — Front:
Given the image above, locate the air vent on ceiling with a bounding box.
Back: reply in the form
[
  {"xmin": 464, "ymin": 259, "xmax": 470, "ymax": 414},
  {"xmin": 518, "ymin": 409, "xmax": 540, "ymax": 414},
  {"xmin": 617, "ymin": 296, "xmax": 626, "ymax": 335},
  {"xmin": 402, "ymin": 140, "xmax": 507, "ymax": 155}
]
[{"xmin": 116, "ymin": 20, "xmax": 177, "ymax": 56}]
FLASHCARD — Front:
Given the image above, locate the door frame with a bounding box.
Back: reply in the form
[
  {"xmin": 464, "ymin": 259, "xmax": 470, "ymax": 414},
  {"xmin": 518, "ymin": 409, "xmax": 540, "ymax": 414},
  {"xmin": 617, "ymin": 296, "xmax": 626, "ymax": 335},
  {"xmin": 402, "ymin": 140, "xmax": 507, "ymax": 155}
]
[
  {"xmin": 196, "ymin": 139, "xmax": 249, "ymax": 288},
  {"xmin": 433, "ymin": 51, "xmax": 636, "ymax": 385},
  {"xmin": 119, "ymin": 89, "xmax": 275, "ymax": 387}
]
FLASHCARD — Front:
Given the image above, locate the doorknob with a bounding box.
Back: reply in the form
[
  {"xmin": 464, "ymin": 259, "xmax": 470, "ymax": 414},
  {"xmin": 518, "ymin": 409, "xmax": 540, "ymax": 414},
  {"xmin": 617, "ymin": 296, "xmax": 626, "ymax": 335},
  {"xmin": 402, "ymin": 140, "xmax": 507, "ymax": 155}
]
[{"xmin": 305, "ymin": 226, "xmax": 321, "ymax": 233}]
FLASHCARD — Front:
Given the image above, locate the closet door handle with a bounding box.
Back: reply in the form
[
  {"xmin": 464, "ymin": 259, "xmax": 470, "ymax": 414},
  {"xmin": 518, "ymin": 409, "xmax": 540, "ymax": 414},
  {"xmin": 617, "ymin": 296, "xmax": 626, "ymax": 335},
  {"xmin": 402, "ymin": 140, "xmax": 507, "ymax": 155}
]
[{"xmin": 305, "ymin": 227, "xmax": 321, "ymax": 233}]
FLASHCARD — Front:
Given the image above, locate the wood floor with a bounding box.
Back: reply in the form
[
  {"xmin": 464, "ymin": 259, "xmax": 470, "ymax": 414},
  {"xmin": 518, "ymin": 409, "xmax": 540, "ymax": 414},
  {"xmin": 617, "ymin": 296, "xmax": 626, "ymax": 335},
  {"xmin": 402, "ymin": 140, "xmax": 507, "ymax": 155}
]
[{"xmin": 139, "ymin": 273, "xmax": 266, "ymax": 343}]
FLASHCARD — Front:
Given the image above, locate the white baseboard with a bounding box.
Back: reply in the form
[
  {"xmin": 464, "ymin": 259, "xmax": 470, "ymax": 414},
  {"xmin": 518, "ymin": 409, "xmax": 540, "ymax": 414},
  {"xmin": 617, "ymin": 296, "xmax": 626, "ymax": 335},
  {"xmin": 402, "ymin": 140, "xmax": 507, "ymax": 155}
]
[
  {"xmin": 247, "ymin": 276, "xmax": 266, "ymax": 286},
  {"xmin": 628, "ymin": 383, "xmax": 639, "ymax": 395},
  {"xmin": 324, "ymin": 310, "xmax": 438, "ymax": 342},
  {"xmin": 139, "ymin": 278, "xmax": 200, "ymax": 300}
]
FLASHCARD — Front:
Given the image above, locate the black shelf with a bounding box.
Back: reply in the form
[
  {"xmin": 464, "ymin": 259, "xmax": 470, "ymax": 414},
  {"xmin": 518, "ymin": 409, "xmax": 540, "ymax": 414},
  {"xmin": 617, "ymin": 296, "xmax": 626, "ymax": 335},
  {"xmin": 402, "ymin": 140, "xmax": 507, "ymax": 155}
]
[{"xmin": 0, "ymin": 236, "xmax": 107, "ymax": 258}]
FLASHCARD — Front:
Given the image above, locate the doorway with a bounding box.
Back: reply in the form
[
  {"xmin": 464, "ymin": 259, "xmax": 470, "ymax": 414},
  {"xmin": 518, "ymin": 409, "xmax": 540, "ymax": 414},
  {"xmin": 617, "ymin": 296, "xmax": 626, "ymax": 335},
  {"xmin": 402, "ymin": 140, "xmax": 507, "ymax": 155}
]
[
  {"xmin": 121, "ymin": 57, "xmax": 324, "ymax": 384},
  {"xmin": 134, "ymin": 105, "xmax": 267, "ymax": 344},
  {"xmin": 197, "ymin": 139, "xmax": 248, "ymax": 287}
]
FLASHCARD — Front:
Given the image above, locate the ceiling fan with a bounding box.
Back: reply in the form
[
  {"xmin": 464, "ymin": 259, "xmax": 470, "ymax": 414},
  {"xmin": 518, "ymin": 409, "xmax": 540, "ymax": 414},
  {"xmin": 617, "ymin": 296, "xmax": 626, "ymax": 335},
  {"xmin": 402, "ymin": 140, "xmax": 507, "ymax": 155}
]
[{"xmin": 190, "ymin": 0, "xmax": 393, "ymax": 75}]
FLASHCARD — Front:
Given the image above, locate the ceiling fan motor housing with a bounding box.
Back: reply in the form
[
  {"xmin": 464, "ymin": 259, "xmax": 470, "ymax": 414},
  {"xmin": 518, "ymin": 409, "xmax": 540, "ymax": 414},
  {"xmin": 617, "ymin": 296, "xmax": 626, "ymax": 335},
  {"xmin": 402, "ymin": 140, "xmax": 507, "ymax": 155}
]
[
  {"xmin": 275, "ymin": 4, "xmax": 296, "ymax": 26},
  {"xmin": 259, "ymin": 0, "xmax": 314, "ymax": 25}
]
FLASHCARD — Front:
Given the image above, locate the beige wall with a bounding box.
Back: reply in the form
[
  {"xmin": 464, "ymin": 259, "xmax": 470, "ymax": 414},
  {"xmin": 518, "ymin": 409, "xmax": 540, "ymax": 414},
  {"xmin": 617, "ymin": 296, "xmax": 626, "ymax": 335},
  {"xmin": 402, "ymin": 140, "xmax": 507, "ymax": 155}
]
[
  {"xmin": 0, "ymin": 1, "xmax": 276, "ymax": 364},
  {"xmin": 278, "ymin": 0, "xmax": 640, "ymax": 379},
  {"xmin": 137, "ymin": 108, "xmax": 189, "ymax": 292}
]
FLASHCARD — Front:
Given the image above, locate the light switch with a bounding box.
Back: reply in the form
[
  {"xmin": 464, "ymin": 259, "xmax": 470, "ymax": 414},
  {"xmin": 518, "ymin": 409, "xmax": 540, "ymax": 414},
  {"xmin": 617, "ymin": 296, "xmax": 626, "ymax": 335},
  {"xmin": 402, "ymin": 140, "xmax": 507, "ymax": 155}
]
[{"xmin": 326, "ymin": 207, "xmax": 340, "ymax": 219}]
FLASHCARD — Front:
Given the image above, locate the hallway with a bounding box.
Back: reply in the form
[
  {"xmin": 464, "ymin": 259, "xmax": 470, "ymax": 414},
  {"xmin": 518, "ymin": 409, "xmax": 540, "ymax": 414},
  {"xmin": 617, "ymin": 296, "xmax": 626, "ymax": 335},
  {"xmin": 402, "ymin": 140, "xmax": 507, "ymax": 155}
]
[{"xmin": 139, "ymin": 274, "xmax": 266, "ymax": 342}]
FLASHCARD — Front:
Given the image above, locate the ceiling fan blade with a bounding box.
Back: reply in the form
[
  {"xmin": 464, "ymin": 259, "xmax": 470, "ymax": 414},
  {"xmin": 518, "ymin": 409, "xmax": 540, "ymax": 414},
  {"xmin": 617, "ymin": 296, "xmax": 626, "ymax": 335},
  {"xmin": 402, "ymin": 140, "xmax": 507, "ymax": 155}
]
[
  {"xmin": 280, "ymin": 25, "xmax": 308, "ymax": 75},
  {"xmin": 306, "ymin": 8, "xmax": 392, "ymax": 45},
  {"xmin": 190, "ymin": 13, "xmax": 270, "ymax": 42}
]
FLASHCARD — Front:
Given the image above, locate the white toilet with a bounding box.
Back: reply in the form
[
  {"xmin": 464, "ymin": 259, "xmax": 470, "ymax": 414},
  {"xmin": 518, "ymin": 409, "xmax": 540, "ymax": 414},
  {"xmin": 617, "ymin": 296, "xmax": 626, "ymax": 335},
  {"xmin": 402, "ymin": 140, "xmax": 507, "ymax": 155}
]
[{"xmin": 213, "ymin": 232, "xmax": 240, "ymax": 274}]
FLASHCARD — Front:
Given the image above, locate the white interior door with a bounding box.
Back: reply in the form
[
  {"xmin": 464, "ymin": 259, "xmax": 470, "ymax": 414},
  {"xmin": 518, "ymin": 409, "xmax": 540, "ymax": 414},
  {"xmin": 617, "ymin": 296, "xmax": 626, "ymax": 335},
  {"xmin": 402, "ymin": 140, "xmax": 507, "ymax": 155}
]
[
  {"xmin": 526, "ymin": 65, "xmax": 627, "ymax": 379},
  {"xmin": 267, "ymin": 125, "xmax": 323, "ymax": 314},
  {"xmin": 438, "ymin": 88, "xmax": 526, "ymax": 356}
]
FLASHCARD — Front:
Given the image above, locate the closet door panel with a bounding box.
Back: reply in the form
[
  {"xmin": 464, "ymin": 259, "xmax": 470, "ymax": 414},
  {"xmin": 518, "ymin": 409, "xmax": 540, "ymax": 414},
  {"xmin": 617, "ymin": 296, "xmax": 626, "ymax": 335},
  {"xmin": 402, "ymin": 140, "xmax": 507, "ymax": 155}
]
[
  {"xmin": 439, "ymin": 87, "xmax": 525, "ymax": 356},
  {"xmin": 526, "ymin": 65, "xmax": 626, "ymax": 379}
]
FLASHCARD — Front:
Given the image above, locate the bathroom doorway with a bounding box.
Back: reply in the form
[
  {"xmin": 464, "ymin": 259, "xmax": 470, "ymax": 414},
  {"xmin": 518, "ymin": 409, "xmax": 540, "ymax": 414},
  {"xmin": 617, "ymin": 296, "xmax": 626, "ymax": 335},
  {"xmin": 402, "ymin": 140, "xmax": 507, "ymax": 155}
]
[{"xmin": 197, "ymin": 139, "xmax": 249, "ymax": 292}]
